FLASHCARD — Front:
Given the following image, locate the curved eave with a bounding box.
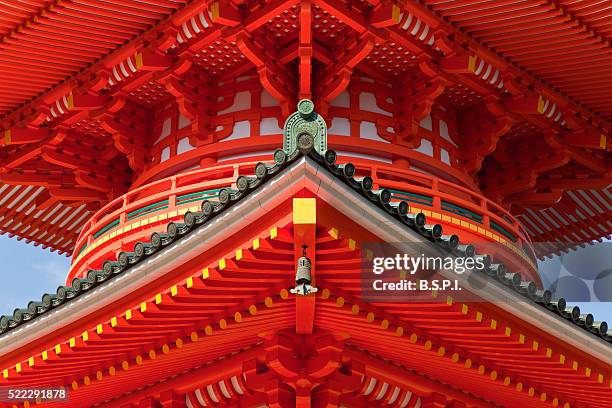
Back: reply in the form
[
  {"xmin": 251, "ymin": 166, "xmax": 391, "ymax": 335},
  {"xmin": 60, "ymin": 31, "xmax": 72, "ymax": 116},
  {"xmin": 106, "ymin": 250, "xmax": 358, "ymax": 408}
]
[
  {"xmin": 0, "ymin": 0, "xmax": 190, "ymax": 117},
  {"xmin": 518, "ymin": 186, "xmax": 612, "ymax": 259},
  {"xmin": 0, "ymin": 184, "xmax": 90, "ymax": 255},
  {"xmin": 0, "ymin": 154, "xmax": 610, "ymax": 407},
  {"xmin": 421, "ymin": 0, "xmax": 612, "ymax": 122},
  {"xmin": 1, "ymin": 155, "xmax": 609, "ymax": 355}
]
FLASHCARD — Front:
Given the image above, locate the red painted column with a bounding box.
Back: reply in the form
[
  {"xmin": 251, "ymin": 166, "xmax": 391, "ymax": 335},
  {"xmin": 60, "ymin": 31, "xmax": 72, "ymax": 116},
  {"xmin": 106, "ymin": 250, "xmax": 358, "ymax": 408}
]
[{"xmin": 299, "ymin": 0, "xmax": 313, "ymax": 99}]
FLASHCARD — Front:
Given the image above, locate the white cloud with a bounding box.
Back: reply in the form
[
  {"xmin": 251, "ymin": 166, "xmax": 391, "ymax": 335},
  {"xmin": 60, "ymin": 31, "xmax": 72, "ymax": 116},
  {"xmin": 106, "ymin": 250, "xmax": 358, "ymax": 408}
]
[{"xmin": 28, "ymin": 260, "xmax": 68, "ymax": 282}]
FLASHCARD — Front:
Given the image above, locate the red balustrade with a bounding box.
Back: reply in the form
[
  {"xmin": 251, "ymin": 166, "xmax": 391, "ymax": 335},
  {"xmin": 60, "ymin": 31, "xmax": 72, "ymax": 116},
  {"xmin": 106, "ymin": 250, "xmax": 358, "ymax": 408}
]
[
  {"xmin": 70, "ymin": 157, "xmax": 537, "ymax": 282},
  {"xmin": 69, "ymin": 161, "xmax": 265, "ymax": 280}
]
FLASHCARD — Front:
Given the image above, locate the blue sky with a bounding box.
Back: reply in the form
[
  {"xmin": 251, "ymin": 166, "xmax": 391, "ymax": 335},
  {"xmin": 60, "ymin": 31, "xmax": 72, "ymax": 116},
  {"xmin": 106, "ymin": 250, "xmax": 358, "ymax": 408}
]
[
  {"xmin": 0, "ymin": 234, "xmax": 609, "ymax": 321},
  {"xmin": 538, "ymin": 239, "xmax": 611, "ymax": 322},
  {"xmin": 0, "ymin": 235, "xmax": 71, "ymax": 316}
]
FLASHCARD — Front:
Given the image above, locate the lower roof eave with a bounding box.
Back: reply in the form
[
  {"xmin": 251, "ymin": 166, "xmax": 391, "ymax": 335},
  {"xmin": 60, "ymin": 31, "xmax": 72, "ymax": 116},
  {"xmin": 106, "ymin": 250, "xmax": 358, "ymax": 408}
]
[
  {"xmin": 1, "ymin": 156, "xmax": 609, "ymax": 366},
  {"xmin": 0, "ymin": 157, "xmax": 310, "ymax": 356}
]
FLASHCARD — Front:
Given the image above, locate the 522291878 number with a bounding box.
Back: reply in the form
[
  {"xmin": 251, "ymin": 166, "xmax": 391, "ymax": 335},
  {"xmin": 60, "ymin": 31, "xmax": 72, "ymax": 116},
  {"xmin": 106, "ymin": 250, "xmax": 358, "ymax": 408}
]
[{"xmin": 0, "ymin": 387, "xmax": 68, "ymax": 402}]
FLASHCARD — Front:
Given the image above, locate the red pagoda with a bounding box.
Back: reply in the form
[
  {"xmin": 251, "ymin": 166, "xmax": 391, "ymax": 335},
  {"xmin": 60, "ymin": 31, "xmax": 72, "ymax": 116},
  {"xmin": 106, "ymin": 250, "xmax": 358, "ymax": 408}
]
[{"xmin": 0, "ymin": 1, "xmax": 610, "ymax": 407}]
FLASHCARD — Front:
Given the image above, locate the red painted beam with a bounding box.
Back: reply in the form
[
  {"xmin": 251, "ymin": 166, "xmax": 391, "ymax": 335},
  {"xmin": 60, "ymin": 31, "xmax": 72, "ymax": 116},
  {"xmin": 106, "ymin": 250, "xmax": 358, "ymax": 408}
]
[{"xmin": 299, "ymin": 0, "xmax": 313, "ymax": 99}]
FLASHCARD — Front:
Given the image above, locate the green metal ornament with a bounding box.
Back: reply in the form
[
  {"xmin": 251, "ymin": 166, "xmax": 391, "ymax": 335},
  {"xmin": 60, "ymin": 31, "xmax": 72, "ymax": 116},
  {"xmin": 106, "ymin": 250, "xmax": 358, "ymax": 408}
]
[{"xmin": 283, "ymin": 99, "xmax": 327, "ymax": 155}]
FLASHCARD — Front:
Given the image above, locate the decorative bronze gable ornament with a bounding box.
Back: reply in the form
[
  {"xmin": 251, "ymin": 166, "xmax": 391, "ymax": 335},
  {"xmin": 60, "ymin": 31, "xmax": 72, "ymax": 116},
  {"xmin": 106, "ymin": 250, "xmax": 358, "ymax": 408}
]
[{"xmin": 283, "ymin": 99, "xmax": 327, "ymax": 156}]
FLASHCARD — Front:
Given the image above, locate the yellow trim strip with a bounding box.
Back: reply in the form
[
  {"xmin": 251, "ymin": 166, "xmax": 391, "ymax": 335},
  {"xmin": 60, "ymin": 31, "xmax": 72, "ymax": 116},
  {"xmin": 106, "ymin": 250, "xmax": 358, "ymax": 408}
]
[
  {"xmin": 468, "ymin": 55, "xmax": 477, "ymax": 72},
  {"xmin": 392, "ymin": 4, "xmax": 401, "ymax": 23},
  {"xmin": 210, "ymin": 1, "xmax": 219, "ymax": 21},
  {"xmin": 70, "ymin": 205, "xmax": 200, "ymax": 273},
  {"xmin": 66, "ymin": 93, "xmax": 74, "ymax": 109},
  {"xmin": 328, "ymin": 228, "xmax": 338, "ymax": 239},
  {"xmin": 135, "ymin": 52, "xmax": 143, "ymax": 69},
  {"xmin": 537, "ymin": 95, "xmax": 546, "ymax": 114},
  {"xmin": 348, "ymin": 239, "xmax": 356, "ymax": 250}
]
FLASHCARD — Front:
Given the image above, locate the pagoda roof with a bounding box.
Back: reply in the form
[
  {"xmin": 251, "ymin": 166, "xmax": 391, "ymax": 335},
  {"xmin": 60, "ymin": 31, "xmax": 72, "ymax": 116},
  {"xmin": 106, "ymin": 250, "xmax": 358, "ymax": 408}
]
[
  {"xmin": 1, "ymin": 1, "xmax": 610, "ymax": 123},
  {"xmin": 1, "ymin": 149, "xmax": 609, "ymax": 349},
  {"xmin": 0, "ymin": 0, "xmax": 192, "ymax": 117},
  {"xmin": 1, "ymin": 150, "xmax": 610, "ymax": 344},
  {"xmin": 419, "ymin": 0, "xmax": 612, "ymax": 122},
  {"xmin": 0, "ymin": 149, "xmax": 610, "ymax": 407},
  {"xmin": 0, "ymin": 0, "xmax": 610, "ymax": 258}
]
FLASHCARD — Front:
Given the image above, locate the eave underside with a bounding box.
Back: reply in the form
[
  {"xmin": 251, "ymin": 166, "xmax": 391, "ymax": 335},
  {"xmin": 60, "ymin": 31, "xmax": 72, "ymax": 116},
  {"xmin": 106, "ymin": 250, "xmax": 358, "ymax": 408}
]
[
  {"xmin": 0, "ymin": 196, "xmax": 609, "ymax": 408},
  {"xmin": 0, "ymin": 1, "xmax": 610, "ymax": 258}
]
